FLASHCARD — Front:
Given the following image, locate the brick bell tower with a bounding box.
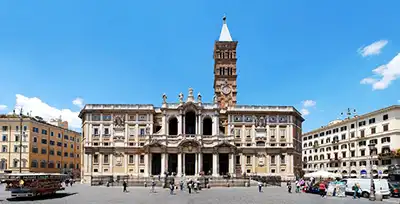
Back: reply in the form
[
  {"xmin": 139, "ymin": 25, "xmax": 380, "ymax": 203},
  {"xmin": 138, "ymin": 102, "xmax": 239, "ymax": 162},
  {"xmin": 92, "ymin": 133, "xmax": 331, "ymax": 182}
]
[{"xmin": 213, "ymin": 16, "xmax": 238, "ymax": 108}]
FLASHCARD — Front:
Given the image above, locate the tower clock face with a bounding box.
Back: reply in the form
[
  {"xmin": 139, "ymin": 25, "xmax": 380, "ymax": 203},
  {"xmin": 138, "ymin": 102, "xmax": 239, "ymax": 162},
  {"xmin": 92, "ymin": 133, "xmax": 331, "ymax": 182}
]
[{"xmin": 221, "ymin": 85, "xmax": 231, "ymax": 95}]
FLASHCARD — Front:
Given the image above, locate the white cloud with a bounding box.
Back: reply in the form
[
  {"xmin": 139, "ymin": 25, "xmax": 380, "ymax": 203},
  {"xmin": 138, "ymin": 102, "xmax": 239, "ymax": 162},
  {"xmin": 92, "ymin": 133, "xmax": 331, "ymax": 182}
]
[
  {"xmin": 301, "ymin": 108, "xmax": 310, "ymax": 116},
  {"xmin": 358, "ymin": 40, "xmax": 388, "ymax": 57},
  {"xmin": 360, "ymin": 53, "xmax": 400, "ymax": 90},
  {"xmin": 72, "ymin": 97, "xmax": 84, "ymax": 108},
  {"xmin": 0, "ymin": 105, "xmax": 7, "ymax": 111},
  {"xmin": 302, "ymin": 100, "xmax": 316, "ymax": 107},
  {"xmin": 11, "ymin": 94, "xmax": 81, "ymax": 130}
]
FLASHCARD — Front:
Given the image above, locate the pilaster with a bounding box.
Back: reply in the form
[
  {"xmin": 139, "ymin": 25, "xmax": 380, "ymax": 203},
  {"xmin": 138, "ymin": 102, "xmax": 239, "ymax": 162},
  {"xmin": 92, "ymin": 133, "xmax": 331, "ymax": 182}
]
[{"xmin": 177, "ymin": 153, "xmax": 182, "ymax": 177}]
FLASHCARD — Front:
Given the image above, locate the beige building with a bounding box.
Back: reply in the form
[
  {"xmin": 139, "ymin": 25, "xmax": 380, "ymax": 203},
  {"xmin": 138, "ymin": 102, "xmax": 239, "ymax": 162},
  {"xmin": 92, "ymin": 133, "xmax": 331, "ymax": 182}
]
[
  {"xmin": 79, "ymin": 17, "xmax": 304, "ymax": 183},
  {"xmin": 302, "ymin": 105, "xmax": 400, "ymax": 178},
  {"xmin": 0, "ymin": 114, "xmax": 81, "ymax": 175}
]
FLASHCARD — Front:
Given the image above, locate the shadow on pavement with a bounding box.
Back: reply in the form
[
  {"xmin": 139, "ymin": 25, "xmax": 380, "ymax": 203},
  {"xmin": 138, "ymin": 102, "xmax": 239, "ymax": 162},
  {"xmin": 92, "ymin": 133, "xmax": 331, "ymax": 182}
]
[{"xmin": 6, "ymin": 192, "xmax": 77, "ymax": 202}]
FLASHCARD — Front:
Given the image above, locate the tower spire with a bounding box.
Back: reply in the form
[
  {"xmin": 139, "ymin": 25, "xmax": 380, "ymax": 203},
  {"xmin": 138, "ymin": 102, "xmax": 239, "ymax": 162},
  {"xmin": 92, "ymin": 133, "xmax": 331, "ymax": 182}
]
[{"xmin": 219, "ymin": 15, "xmax": 232, "ymax": 41}]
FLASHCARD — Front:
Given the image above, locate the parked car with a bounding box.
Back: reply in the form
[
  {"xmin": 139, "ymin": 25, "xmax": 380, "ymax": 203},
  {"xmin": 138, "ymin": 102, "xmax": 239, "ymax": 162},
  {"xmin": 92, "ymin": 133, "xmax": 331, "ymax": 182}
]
[{"xmin": 389, "ymin": 183, "xmax": 400, "ymax": 197}]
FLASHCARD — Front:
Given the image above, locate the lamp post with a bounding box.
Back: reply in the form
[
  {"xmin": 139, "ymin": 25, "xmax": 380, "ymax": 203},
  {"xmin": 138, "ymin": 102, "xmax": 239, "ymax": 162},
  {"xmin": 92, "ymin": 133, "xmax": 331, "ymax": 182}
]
[
  {"xmin": 17, "ymin": 107, "xmax": 23, "ymax": 173},
  {"xmin": 368, "ymin": 143, "xmax": 376, "ymax": 201}
]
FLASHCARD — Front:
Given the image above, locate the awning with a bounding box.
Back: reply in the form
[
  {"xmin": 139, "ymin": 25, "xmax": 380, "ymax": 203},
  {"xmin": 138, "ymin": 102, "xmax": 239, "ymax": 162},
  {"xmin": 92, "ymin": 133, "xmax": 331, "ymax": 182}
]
[{"xmin": 360, "ymin": 170, "xmax": 367, "ymax": 175}]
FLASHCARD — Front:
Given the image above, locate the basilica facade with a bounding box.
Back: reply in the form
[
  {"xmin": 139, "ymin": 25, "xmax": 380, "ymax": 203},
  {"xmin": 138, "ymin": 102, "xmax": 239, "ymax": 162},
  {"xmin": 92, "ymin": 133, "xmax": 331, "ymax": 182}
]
[{"xmin": 79, "ymin": 17, "xmax": 304, "ymax": 183}]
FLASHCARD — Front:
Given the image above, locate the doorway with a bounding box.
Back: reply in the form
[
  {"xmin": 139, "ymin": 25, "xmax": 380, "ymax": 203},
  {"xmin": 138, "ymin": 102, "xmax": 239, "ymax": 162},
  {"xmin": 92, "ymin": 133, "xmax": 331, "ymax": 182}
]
[
  {"xmin": 151, "ymin": 153, "xmax": 161, "ymax": 176},
  {"xmin": 202, "ymin": 153, "xmax": 213, "ymax": 175},
  {"xmin": 219, "ymin": 153, "xmax": 229, "ymax": 175},
  {"xmin": 185, "ymin": 154, "xmax": 196, "ymax": 175},
  {"xmin": 168, "ymin": 154, "xmax": 178, "ymax": 175}
]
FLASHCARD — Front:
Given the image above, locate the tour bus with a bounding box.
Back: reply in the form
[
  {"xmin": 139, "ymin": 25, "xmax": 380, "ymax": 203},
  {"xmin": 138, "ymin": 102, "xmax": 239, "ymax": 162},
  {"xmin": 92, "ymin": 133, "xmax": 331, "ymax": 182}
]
[{"xmin": 3, "ymin": 173, "xmax": 67, "ymax": 197}]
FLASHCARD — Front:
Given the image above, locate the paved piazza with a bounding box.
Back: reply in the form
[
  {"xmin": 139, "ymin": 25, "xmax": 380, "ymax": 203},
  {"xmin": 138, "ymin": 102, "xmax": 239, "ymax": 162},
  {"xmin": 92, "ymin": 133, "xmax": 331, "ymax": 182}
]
[{"xmin": 1, "ymin": 184, "xmax": 399, "ymax": 204}]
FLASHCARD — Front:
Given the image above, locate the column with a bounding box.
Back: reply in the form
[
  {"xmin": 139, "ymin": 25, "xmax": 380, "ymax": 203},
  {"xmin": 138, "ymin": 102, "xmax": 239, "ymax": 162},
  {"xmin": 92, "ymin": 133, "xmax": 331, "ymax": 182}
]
[
  {"xmin": 124, "ymin": 154, "xmax": 128, "ymax": 173},
  {"xmin": 198, "ymin": 115, "xmax": 202, "ymax": 135},
  {"xmin": 178, "ymin": 115, "xmax": 182, "ymax": 135},
  {"xmin": 144, "ymin": 154, "xmax": 149, "ymax": 176},
  {"xmin": 177, "ymin": 153, "xmax": 182, "ymax": 177},
  {"xmin": 85, "ymin": 154, "xmax": 89, "ymax": 173},
  {"xmin": 195, "ymin": 153, "xmax": 198, "ymax": 175},
  {"xmin": 99, "ymin": 154, "xmax": 103, "ymax": 173},
  {"xmin": 165, "ymin": 154, "xmax": 169, "ymax": 174},
  {"xmin": 161, "ymin": 153, "xmax": 165, "ymax": 175},
  {"xmin": 241, "ymin": 154, "xmax": 245, "ymax": 175},
  {"xmin": 212, "ymin": 153, "xmax": 218, "ymax": 176},
  {"xmin": 183, "ymin": 154, "xmax": 186, "ymax": 175},
  {"xmin": 110, "ymin": 154, "xmax": 113, "ymax": 174},
  {"xmin": 229, "ymin": 154, "xmax": 234, "ymax": 174},
  {"xmin": 183, "ymin": 116, "xmax": 186, "ymax": 135},
  {"xmin": 290, "ymin": 155, "xmax": 294, "ymax": 174},
  {"xmin": 252, "ymin": 154, "xmax": 256, "ymax": 174},
  {"xmin": 212, "ymin": 117, "xmax": 217, "ymax": 135},
  {"xmin": 276, "ymin": 155, "xmax": 281, "ymax": 174},
  {"xmin": 135, "ymin": 155, "xmax": 139, "ymax": 175},
  {"xmin": 198, "ymin": 153, "xmax": 203, "ymax": 173}
]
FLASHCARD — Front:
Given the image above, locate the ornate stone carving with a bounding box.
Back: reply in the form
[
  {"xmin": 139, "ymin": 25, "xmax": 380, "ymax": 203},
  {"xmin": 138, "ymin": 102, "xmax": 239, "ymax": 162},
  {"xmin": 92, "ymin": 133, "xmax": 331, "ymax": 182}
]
[
  {"xmin": 162, "ymin": 93, "xmax": 167, "ymax": 104},
  {"xmin": 188, "ymin": 88, "xmax": 193, "ymax": 97},
  {"xmin": 178, "ymin": 92, "xmax": 184, "ymax": 103},
  {"xmin": 114, "ymin": 152, "xmax": 124, "ymax": 166},
  {"xmin": 197, "ymin": 93, "xmax": 202, "ymax": 103},
  {"xmin": 213, "ymin": 94, "xmax": 218, "ymax": 104},
  {"xmin": 114, "ymin": 115, "xmax": 125, "ymax": 127}
]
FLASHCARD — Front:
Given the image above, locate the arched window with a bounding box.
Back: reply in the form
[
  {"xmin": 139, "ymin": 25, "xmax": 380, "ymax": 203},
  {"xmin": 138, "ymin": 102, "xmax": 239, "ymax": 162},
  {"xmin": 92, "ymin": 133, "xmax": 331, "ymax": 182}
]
[
  {"xmin": 320, "ymin": 155, "xmax": 324, "ymax": 160},
  {"xmin": 314, "ymin": 155, "xmax": 318, "ymax": 161},
  {"xmin": 0, "ymin": 159, "xmax": 7, "ymax": 170},
  {"xmin": 308, "ymin": 156, "xmax": 312, "ymax": 161},
  {"xmin": 40, "ymin": 160, "xmax": 47, "ymax": 168},
  {"xmin": 256, "ymin": 141, "xmax": 265, "ymax": 147},
  {"xmin": 304, "ymin": 143, "xmax": 307, "ymax": 147},
  {"xmin": 168, "ymin": 117, "xmax": 178, "ymax": 135},
  {"xmin": 31, "ymin": 160, "xmax": 38, "ymax": 168}
]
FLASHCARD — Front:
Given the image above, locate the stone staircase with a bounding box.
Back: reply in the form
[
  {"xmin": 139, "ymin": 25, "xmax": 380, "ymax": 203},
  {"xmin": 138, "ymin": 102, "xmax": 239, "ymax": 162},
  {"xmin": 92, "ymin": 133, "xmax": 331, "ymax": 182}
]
[{"xmin": 91, "ymin": 176, "xmax": 252, "ymax": 187}]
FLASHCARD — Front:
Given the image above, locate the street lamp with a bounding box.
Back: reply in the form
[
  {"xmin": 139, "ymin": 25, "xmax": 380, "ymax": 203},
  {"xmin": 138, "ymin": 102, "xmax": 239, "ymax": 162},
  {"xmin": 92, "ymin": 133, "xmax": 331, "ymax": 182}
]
[
  {"xmin": 368, "ymin": 143, "xmax": 376, "ymax": 201},
  {"xmin": 17, "ymin": 107, "xmax": 24, "ymax": 173}
]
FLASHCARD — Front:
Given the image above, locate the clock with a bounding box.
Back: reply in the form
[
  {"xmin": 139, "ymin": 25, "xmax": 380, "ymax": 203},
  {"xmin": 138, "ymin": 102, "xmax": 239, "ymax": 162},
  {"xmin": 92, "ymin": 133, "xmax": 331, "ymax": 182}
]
[{"xmin": 221, "ymin": 85, "xmax": 231, "ymax": 95}]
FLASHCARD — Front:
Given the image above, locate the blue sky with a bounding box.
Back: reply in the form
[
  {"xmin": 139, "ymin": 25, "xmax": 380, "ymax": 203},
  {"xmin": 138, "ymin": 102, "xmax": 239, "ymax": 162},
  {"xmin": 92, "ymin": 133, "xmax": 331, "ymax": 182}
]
[{"xmin": 0, "ymin": 0, "xmax": 399, "ymax": 132}]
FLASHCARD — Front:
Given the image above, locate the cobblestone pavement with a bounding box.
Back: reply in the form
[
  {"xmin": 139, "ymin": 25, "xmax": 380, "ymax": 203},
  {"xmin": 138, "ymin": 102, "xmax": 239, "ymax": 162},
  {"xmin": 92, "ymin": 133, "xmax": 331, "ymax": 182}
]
[{"xmin": 0, "ymin": 184, "xmax": 399, "ymax": 204}]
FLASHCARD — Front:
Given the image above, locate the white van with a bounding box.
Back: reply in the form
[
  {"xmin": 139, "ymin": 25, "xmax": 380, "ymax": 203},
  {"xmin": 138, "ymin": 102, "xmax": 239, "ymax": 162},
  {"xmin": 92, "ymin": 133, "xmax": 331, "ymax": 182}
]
[{"xmin": 342, "ymin": 178, "xmax": 390, "ymax": 198}]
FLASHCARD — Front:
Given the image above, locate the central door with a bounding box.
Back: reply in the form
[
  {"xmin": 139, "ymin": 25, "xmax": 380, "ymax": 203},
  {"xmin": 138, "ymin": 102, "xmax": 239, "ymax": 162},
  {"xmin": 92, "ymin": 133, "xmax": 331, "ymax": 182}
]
[
  {"xmin": 151, "ymin": 153, "xmax": 161, "ymax": 176},
  {"xmin": 185, "ymin": 154, "xmax": 195, "ymax": 175},
  {"xmin": 219, "ymin": 153, "xmax": 229, "ymax": 175},
  {"xmin": 167, "ymin": 154, "xmax": 178, "ymax": 175}
]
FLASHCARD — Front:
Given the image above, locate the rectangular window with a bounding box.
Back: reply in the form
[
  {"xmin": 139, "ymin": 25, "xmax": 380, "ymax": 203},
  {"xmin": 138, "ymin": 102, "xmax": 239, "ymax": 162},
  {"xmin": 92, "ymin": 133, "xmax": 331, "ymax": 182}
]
[
  {"xmin": 246, "ymin": 156, "xmax": 251, "ymax": 164},
  {"xmin": 383, "ymin": 114, "xmax": 388, "ymax": 120},
  {"xmin": 103, "ymin": 115, "xmax": 112, "ymax": 121},
  {"xmin": 271, "ymin": 155, "xmax": 276, "ymax": 164},
  {"xmin": 14, "ymin": 145, "xmax": 18, "ymax": 152},
  {"xmin": 58, "ymin": 133, "xmax": 62, "ymax": 138},
  {"xmin": 41, "ymin": 148, "xmax": 47, "ymax": 154},
  {"xmin": 360, "ymin": 130, "xmax": 365, "ymax": 137},
  {"xmin": 371, "ymin": 127, "xmax": 376, "ymax": 134},
  {"xmin": 57, "ymin": 142, "xmax": 62, "ymax": 147},
  {"xmin": 50, "ymin": 132, "xmax": 54, "ymax": 136},
  {"xmin": 94, "ymin": 155, "xmax": 99, "ymax": 163},
  {"xmin": 140, "ymin": 128, "xmax": 145, "ymax": 136},
  {"xmin": 50, "ymin": 140, "xmax": 55, "ymax": 145},
  {"xmin": 104, "ymin": 128, "xmax": 109, "ymax": 135},
  {"xmin": 41, "ymin": 129, "xmax": 47, "ymax": 135},
  {"xmin": 15, "ymin": 135, "xmax": 19, "ymax": 142},
  {"xmin": 57, "ymin": 151, "xmax": 62, "ymax": 156},
  {"xmin": 70, "ymin": 153, "xmax": 74, "ymax": 157},
  {"xmin": 129, "ymin": 155, "xmax": 134, "ymax": 164},
  {"xmin": 280, "ymin": 155, "xmax": 285, "ymax": 164},
  {"xmin": 41, "ymin": 139, "xmax": 47, "ymax": 144},
  {"xmin": 64, "ymin": 152, "xmax": 68, "ymax": 157},
  {"xmin": 369, "ymin": 118, "xmax": 375, "ymax": 124},
  {"xmin": 383, "ymin": 124, "xmax": 389, "ymax": 132},
  {"xmin": 32, "ymin": 147, "xmax": 38, "ymax": 153},
  {"xmin": 2, "ymin": 135, "xmax": 7, "ymax": 141},
  {"xmin": 104, "ymin": 155, "xmax": 109, "ymax": 164},
  {"xmin": 50, "ymin": 149, "xmax": 54, "ymax": 155},
  {"xmin": 2, "ymin": 145, "xmax": 7, "ymax": 152}
]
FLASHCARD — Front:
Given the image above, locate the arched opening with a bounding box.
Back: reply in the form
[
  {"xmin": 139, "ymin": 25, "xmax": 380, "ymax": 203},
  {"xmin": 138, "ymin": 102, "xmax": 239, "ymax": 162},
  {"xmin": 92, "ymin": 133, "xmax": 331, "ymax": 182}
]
[
  {"xmin": 256, "ymin": 141, "xmax": 265, "ymax": 146},
  {"xmin": 0, "ymin": 159, "xmax": 7, "ymax": 170},
  {"xmin": 202, "ymin": 117, "xmax": 212, "ymax": 135},
  {"xmin": 168, "ymin": 117, "xmax": 178, "ymax": 135},
  {"xmin": 185, "ymin": 111, "xmax": 196, "ymax": 134}
]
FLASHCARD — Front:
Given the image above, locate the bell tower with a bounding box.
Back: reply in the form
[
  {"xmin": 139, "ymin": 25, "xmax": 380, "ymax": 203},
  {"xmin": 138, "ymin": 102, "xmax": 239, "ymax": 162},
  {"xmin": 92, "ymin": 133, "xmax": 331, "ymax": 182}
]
[{"xmin": 213, "ymin": 16, "xmax": 238, "ymax": 108}]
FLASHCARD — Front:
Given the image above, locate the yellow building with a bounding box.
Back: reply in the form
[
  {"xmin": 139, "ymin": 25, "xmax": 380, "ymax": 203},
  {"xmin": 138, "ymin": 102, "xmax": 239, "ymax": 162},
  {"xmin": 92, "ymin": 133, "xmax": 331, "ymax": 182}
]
[{"xmin": 0, "ymin": 114, "xmax": 81, "ymax": 175}]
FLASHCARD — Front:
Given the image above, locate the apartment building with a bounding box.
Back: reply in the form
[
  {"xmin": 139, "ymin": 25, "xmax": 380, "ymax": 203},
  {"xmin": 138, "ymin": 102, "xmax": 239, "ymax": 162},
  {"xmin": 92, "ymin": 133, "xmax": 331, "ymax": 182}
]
[
  {"xmin": 302, "ymin": 105, "xmax": 400, "ymax": 178},
  {"xmin": 0, "ymin": 114, "xmax": 81, "ymax": 174}
]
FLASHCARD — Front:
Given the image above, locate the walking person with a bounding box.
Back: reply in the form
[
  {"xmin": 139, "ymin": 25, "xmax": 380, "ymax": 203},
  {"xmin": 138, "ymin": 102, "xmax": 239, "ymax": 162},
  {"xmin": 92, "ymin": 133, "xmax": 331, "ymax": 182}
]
[
  {"xmin": 319, "ymin": 181, "xmax": 326, "ymax": 198},
  {"xmin": 258, "ymin": 181, "xmax": 263, "ymax": 193},
  {"xmin": 151, "ymin": 179, "xmax": 156, "ymax": 193},
  {"xmin": 188, "ymin": 180, "xmax": 192, "ymax": 194},
  {"xmin": 287, "ymin": 181, "xmax": 292, "ymax": 193},
  {"xmin": 169, "ymin": 182, "xmax": 174, "ymax": 195},
  {"xmin": 180, "ymin": 180, "xmax": 184, "ymax": 191},
  {"xmin": 123, "ymin": 180, "xmax": 128, "ymax": 192}
]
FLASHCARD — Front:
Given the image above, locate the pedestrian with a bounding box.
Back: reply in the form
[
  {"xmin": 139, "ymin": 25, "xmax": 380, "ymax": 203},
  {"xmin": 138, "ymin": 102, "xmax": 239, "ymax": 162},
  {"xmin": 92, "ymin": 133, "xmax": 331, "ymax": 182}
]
[
  {"xmin": 123, "ymin": 180, "xmax": 128, "ymax": 192},
  {"xmin": 151, "ymin": 179, "xmax": 156, "ymax": 193},
  {"xmin": 319, "ymin": 182, "xmax": 326, "ymax": 198},
  {"xmin": 258, "ymin": 181, "xmax": 263, "ymax": 192},
  {"xmin": 352, "ymin": 183, "xmax": 361, "ymax": 199},
  {"xmin": 188, "ymin": 181, "xmax": 192, "ymax": 194},
  {"xmin": 180, "ymin": 180, "xmax": 184, "ymax": 191},
  {"xmin": 169, "ymin": 182, "xmax": 174, "ymax": 195},
  {"xmin": 287, "ymin": 181, "xmax": 292, "ymax": 193}
]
